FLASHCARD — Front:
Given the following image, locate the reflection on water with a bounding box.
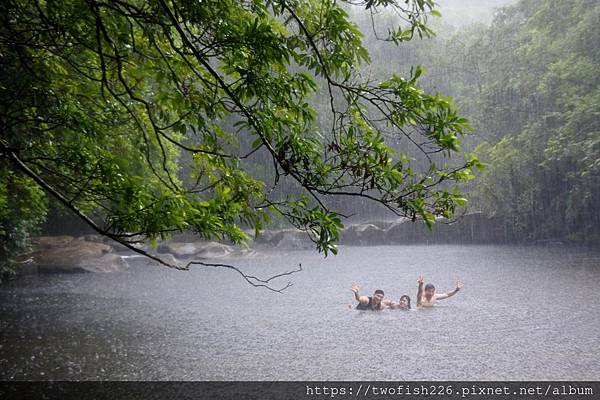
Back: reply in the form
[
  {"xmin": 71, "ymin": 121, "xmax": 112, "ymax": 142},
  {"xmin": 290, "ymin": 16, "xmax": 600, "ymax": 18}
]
[{"xmin": 1, "ymin": 245, "xmax": 599, "ymax": 380}]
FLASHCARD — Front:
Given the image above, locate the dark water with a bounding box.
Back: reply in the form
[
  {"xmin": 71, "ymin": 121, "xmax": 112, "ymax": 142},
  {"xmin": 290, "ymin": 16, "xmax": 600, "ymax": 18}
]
[{"xmin": 1, "ymin": 245, "xmax": 599, "ymax": 380}]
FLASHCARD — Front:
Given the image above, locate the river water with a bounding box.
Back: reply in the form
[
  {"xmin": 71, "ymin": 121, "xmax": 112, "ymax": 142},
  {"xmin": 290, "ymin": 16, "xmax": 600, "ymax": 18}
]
[{"xmin": 1, "ymin": 245, "xmax": 599, "ymax": 380}]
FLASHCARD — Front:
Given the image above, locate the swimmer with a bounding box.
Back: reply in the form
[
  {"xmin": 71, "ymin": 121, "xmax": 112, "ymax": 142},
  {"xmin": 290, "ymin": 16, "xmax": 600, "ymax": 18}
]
[
  {"xmin": 351, "ymin": 284, "xmax": 386, "ymax": 311},
  {"xmin": 383, "ymin": 295, "xmax": 411, "ymax": 310},
  {"xmin": 395, "ymin": 295, "xmax": 412, "ymax": 310},
  {"xmin": 416, "ymin": 275, "xmax": 462, "ymax": 307}
]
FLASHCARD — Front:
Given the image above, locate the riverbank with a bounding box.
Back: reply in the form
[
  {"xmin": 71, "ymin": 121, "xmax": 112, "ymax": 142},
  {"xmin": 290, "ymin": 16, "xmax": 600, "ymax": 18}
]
[{"xmin": 6, "ymin": 212, "xmax": 596, "ymax": 279}]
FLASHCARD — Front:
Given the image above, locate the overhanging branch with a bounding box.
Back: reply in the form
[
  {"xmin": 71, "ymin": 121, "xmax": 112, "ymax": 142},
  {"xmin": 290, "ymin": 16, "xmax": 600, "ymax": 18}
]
[{"xmin": 2, "ymin": 140, "xmax": 301, "ymax": 293}]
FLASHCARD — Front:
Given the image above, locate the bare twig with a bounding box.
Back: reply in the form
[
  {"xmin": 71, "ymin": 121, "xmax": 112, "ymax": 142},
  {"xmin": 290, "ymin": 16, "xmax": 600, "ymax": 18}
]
[{"xmin": 183, "ymin": 261, "xmax": 303, "ymax": 293}]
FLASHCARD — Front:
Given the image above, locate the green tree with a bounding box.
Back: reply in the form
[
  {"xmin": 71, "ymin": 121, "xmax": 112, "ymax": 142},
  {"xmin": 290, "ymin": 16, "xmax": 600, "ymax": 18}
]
[
  {"xmin": 0, "ymin": 167, "xmax": 47, "ymax": 280},
  {"xmin": 1, "ymin": 0, "xmax": 480, "ymax": 281},
  {"xmin": 433, "ymin": 0, "xmax": 599, "ymax": 244}
]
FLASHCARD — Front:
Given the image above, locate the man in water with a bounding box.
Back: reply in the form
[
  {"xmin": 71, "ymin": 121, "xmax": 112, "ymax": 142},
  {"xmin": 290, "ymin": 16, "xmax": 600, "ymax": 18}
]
[
  {"xmin": 416, "ymin": 275, "xmax": 463, "ymax": 307},
  {"xmin": 351, "ymin": 284, "xmax": 386, "ymax": 310}
]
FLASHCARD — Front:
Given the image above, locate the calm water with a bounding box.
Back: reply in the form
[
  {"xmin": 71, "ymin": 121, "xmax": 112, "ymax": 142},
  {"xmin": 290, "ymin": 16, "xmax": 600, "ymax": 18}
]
[{"xmin": 1, "ymin": 245, "xmax": 599, "ymax": 380}]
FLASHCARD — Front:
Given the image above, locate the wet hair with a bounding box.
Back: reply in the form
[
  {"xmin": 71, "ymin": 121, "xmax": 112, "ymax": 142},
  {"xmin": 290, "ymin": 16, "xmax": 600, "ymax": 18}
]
[
  {"xmin": 424, "ymin": 283, "xmax": 435, "ymax": 291},
  {"xmin": 374, "ymin": 289, "xmax": 385, "ymax": 296},
  {"xmin": 399, "ymin": 295, "xmax": 411, "ymax": 309}
]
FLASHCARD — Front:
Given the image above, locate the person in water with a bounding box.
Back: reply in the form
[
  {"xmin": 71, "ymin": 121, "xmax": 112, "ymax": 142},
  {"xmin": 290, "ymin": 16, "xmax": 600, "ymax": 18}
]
[
  {"xmin": 351, "ymin": 284, "xmax": 385, "ymax": 311},
  {"xmin": 396, "ymin": 295, "xmax": 412, "ymax": 310},
  {"xmin": 382, "ymin": 294, "xmax": 411, "ymax": 310},
  {"xmin": 416, "ymin": 275, "xmax": 463, "ymax": 307}
]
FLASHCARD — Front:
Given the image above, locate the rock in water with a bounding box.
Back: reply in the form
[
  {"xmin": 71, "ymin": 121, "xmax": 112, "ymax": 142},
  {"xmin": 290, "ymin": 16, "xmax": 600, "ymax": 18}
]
[
  {"xmin": 158, "ymin": 241, "xmax": 255, "ymax": 259},
  {"xmin": 159, "ymin": 242, "xmax": 206, "ymax": 257},
  {"xmin": 31, "ymin": 235, "xmax": 76, "ymax": 248},
  {"xmin": 30, "ymin": 236, "xmax": 128, "ymax": 273},
  {"xmin": 340, "ymin": 223, "xmax": 387, "ymax": 245},
  {"xmin": 38, "ymin": 253, "xmax": 129, "ymax": 273},
  {"xmin": 139, "ymin": 253, "xmax": 181, "ymax": 267},
  {"xmin": 275, "ymin": 230, "xmax": 314, "ymax": 249},
  {"xmin": 252, "ymin": 229, "xmax": 313, "ymax": 249}
]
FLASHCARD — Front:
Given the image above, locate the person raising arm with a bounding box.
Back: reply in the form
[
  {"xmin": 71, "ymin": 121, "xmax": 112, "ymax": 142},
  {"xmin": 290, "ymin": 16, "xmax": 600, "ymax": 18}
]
[
  {"xmin": 416, "ymin": 275, "xmax": 463, "ymax": 308},
  {"xmin": 434, "ymin": 280, "xmax": 463, "ymax": 301},
  {"xmin": 416, "ymin": 275, "xmax": 425, "ymax": 307},
  {"xmin": 351, "ymin": 284, "xmax": 385, "ymax": 311}
]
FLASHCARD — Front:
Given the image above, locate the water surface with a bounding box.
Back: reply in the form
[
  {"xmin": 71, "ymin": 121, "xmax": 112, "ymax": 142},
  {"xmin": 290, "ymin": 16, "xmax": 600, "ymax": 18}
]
[{"xmin": 1, "ymin": 245, "xmax": 599, "ymax": 380}]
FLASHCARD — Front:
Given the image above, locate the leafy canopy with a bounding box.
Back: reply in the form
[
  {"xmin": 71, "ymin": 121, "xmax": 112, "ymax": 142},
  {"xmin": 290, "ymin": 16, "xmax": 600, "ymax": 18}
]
[{"xmin": 0, "ymin": 0, "xmax": 480, "ymax": 268}]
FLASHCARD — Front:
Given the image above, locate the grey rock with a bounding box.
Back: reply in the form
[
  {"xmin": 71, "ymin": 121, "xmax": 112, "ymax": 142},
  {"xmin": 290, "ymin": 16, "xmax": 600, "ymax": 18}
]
[
  {"xmin": 158, "ymin": 241, "xmax": 256, "ymax": 259},
  {"xmin": 30, "ymin": 236, "xmax": 128, "ymax": 273},
  {"xmin": 340, "ymin": 223, "xmax": 387, "ymax": 245},
  {"xmin": 253, "ymin": 229, "xmax": 313, "ymax": 250}
]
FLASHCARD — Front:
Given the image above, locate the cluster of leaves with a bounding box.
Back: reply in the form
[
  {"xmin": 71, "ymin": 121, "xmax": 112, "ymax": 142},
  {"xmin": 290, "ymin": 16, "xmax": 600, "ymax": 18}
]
[
  {"xmin": 0, "ymin": 0, "xmax": 478, "ymax": 269},
  {"xmin": 0, "ymin": 164, "xmax": 47, "ymax": 281}
]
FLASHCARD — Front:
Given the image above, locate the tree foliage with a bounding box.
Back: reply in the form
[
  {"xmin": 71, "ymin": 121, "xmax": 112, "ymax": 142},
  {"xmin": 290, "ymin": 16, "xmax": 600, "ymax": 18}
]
[
  {"xmin": 0, "ymin": 167, "xmax": 47, "ymax": 280},
  {"xmin": 0, "ymin": 0, "xmax": 479, "ymax": 271},
  {"xmin": 447, "ymin": 0, "xmax": 600, "ymax": 243}
]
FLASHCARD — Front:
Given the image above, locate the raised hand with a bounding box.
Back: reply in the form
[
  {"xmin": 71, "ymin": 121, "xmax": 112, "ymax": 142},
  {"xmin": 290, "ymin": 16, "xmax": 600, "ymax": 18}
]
[
  {"xmin": 351, "ymin": 284, "xmax": 362, "ymax": 302},
  {"xmin": 416, "ymin": 275, "xmax": 424, "ymax": 307},
  {"xmin": 455, "ymin": 279, "xmax": 463, "ymax": 290}
]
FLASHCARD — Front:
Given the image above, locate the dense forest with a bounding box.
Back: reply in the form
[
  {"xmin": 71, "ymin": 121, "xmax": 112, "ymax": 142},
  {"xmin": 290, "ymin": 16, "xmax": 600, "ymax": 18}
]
[
  {"xmin": 440, "ymin": 0, "xmax": 599, "ymax": 244},
  {"xmin": 337, "ymin": 0, "xmax": 600, "ymax": 244},
  {"xmin": 1, "ymin": 0, "xmax": 598, "ymax": 278}
]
